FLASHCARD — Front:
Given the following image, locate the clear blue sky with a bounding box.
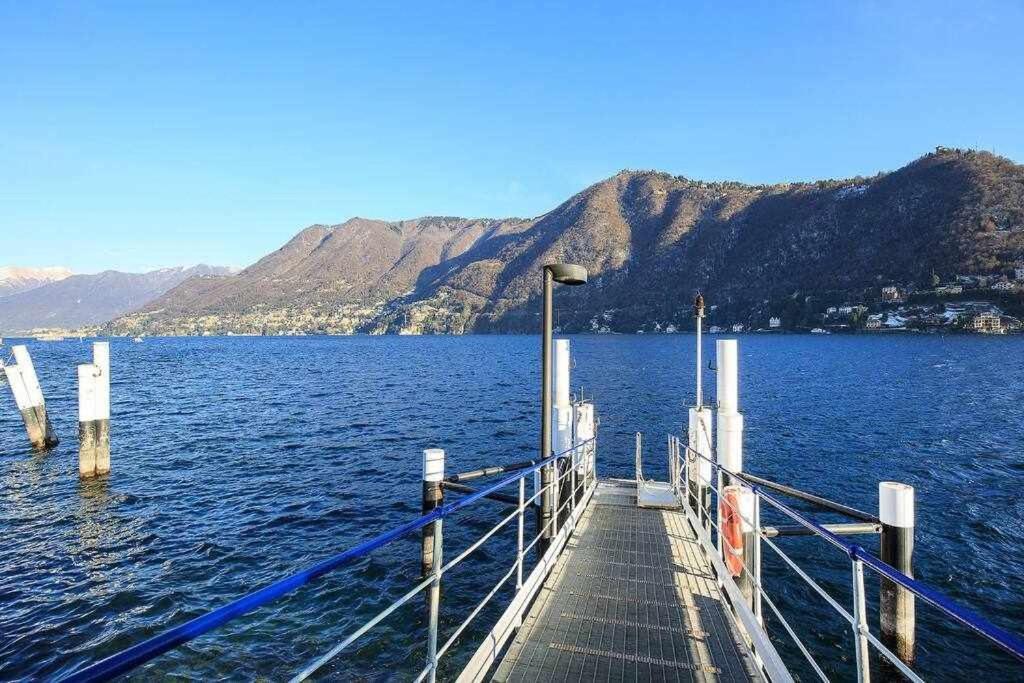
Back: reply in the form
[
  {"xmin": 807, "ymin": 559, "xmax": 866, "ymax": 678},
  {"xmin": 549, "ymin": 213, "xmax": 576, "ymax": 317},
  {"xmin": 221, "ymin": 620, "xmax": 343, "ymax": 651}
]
[{"xmin": 2, "ymin": 1, "xmax": 1022, "ymax": 273}]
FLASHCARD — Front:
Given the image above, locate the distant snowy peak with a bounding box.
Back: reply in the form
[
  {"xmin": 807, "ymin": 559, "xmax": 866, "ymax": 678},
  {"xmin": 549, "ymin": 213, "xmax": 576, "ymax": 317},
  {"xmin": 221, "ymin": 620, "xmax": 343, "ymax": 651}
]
[{"xmin": 0, "ymin": 266, "xmax": 73, "ymax": 298}]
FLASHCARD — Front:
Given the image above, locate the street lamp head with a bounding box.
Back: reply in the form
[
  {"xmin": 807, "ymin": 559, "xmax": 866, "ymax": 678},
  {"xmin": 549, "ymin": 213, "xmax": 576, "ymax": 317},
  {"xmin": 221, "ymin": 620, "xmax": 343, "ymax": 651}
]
[{"xmin": 545, "ymin": 263, "xmax": 588, "ymax": 286}]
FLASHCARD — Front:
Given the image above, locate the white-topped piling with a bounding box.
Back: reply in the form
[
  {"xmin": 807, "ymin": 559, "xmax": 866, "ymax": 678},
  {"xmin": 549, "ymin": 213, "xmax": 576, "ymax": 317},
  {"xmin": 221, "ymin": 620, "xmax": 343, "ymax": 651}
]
[
  {"xmin": 6, "ymin": 345, "xmax": 58, "ymax": 449},
  {"xmin": 421, "ymin": 448, "xmax": 445, "ymax": 577},
  {"xmin": 879, "ymin": 481, "xmax": 916, "ymax": 666},
  {"xmin": 78, "ymin": 342, "xmax": 111, "ymax": 477}
]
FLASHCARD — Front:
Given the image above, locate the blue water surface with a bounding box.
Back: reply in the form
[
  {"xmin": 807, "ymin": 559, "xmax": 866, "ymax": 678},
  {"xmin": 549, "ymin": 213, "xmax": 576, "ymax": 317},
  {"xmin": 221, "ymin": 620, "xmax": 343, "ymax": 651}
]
[{"xmin": 0, "ymin": 334, "xmax": 1021, "ymax": 680}]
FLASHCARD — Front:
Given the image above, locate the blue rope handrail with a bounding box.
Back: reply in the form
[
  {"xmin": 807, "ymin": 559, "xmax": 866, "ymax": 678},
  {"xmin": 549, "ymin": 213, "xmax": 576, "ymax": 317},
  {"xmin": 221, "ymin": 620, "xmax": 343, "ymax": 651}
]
[
  {"xmin": 58, "ymin": 439, "xmax": 593, "ymax": 683},
  {"xmin": 678, "ymin": 437, "xmax": 1024, "ymax": 664}
]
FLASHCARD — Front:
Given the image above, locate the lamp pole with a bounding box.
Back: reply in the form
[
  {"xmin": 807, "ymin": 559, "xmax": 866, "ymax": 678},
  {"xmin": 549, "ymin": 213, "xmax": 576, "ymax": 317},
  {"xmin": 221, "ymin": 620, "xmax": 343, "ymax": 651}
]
[{"xmin": 538, "ymin": 263, "xmax": 588, "ymax": 556}]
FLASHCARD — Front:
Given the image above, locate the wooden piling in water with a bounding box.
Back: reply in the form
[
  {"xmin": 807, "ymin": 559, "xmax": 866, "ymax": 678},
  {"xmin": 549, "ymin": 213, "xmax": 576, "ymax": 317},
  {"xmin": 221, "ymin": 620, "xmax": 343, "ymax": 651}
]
[
  {"xmin": 879, "ymin": 481, "xmax": 915, "ymax": 667},
  {"xmin": 7, "ymin": 345, "xmax": 58, "ymax": 449},
  {"xmin": 78, "ymin": 342, "xmax": 111, "ymax": 478},
  {"xmin": 421, "ymin": 448, "xmax": 445, "ymax": 577}
]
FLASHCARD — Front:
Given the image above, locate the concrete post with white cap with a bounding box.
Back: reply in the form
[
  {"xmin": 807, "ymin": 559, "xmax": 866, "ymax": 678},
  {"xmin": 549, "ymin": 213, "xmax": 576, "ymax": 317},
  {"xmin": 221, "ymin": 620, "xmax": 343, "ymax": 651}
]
[
  {"xmin": 78, "ymin": 342, "xmax": 111, "ymax": 477},
  {"xmin": 421, "ymin": 448, "xmax": 445, "ymax": 577},
  {"xmin": 879, "ymin": 481, "xmax": 915, "ymax": 666},
  {"xmin": 7, "ymin": 345, "xmax": 58, "ymax": 449}
]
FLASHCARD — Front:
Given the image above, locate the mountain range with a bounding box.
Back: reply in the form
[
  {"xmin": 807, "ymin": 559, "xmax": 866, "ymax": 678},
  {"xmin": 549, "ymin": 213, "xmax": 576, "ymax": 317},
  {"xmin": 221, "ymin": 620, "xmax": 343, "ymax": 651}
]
[
  {"xmin": 0, "ymin": 266, "xmax": 73, "ymax": 298},
  {"xmin": 105, "ymin": 148, "xmax": 1024, "ymax": 336},
  {"xmin": 0, "ymin": 266, "xmax": 234, "ymax": 334}
]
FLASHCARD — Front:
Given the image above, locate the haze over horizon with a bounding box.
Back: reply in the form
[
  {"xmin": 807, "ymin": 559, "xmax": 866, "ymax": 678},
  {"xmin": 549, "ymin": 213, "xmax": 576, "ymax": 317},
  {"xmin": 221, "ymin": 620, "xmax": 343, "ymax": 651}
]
[{"xmin": 3, "ymin": 1, "xmax": 1023, "ymax": 273}]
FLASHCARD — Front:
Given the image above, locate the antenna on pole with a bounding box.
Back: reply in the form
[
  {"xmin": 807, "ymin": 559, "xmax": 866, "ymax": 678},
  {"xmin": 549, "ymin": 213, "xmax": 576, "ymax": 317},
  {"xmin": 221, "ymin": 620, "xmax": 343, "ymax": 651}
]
[{"xmin": 694, "ymin": 292, "xmax": 705, "ymax": 409}]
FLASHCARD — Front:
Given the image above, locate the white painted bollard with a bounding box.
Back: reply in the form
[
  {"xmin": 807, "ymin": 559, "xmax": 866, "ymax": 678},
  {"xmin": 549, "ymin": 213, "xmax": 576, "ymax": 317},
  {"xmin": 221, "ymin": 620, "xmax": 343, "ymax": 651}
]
[
  {"xmin": 6, "ymin": 345, "xmax": 58, "ymax": 449},
  {"xmin": 78, "ymin": 342, "xmax": 111, "ymax": 477},
  {"xmin": 879, "ymin": 482, "xmax": 916, "ymax": 666}
]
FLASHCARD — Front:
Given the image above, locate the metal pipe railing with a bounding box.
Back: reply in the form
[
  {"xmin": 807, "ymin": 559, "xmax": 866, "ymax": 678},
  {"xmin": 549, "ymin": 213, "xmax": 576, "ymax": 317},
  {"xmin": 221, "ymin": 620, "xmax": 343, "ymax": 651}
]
[
  {"xmin": 672, "ymin": 434, "xmax": 1024, "ymax": 670},
  {"xmin": 59, "ymin": 438, "xmax": 597, "ymax": 683}
]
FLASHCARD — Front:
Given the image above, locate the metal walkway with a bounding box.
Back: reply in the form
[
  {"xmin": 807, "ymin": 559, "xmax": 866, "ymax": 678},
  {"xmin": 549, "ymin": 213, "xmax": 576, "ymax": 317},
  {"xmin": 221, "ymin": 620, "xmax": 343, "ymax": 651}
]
[{"xmin": 490, "ymin": 480, "xmax": 762, "ymax": 682}]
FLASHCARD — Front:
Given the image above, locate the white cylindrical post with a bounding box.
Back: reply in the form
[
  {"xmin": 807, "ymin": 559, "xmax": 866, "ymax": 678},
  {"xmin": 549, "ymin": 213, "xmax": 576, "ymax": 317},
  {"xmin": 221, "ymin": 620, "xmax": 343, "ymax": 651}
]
[
  {"xmin": 421, "ymin": 449, "xmax": 445, "ymax": 577},
  {"xmin": 78, "ymin": 342, "xmax": 111, "ymax": 477},
  {"xmin": 716, "ymin": 339, "xmax": 738, "ymax": 414},
  {"xmin": 551, "ymin": 340, "xmax": 571, "ymax": 522},
  {"xmin": 716, "ymin": 339, "xmax": 743, "ymax": 566},
  {"xmin": 10, "ymin": 345, "xmax": 58, "ymax": 448},
  {"xmin": 879, "ymin": 482, "xmax": 915, "ymax": 667},
  {"xmin": 553, "ymin": 339, "xmax": 570, "ymax": 407},
  {"xmin": 717, "ymin": 412, "xmax": 744, "ymax": 474}
]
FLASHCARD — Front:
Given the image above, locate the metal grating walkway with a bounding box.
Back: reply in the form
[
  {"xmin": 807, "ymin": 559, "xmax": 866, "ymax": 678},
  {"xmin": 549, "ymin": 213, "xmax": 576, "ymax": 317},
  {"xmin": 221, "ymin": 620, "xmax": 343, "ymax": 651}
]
[{"xmin": 490, "ymin": 480, "xmax": 762, "ymax": 682}]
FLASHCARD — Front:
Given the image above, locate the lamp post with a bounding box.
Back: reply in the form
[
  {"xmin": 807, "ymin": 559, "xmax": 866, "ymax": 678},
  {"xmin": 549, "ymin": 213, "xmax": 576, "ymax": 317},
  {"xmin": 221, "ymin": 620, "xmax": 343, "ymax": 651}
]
[{"xmin": 539, "ymin": 263, "xmax": 588, "ymax": 555}]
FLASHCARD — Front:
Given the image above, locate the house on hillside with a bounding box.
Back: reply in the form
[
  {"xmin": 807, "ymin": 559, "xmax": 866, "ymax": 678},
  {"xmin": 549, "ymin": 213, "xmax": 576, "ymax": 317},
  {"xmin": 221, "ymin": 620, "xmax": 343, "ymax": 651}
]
[
  {"xmin": 768, "ymin": 317, "xmax": 781, "ymax": 329},
  {"xmin": 972, "ymin": 312, "xmax": 1004, "ymax": 333},
  {"xmin": 1015, "ymin": 266, "xmax": 1024, "ymax": 281},
  {"xmin": 993, "ymin": 281, "xmax": 1016, "ymax": 291},
  {"xmin": 731, "ymin": 323, "xmax": 744, "ymax": 333},
  {"xmin": 935, "ymin": 284, "xmax": 963, "ymax": 295},
  {"xmin": 865, "ymin": 314, "xmax": 883, "ymax": 330},
  {"xmin": 881, "ymin": 286, "xmax": 901, "ymax": 302}
]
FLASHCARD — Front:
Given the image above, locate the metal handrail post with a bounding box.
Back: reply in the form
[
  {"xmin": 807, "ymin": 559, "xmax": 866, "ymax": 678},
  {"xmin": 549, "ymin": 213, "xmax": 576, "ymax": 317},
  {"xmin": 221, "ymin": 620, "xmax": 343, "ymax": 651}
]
[
  {"xmin": 570, "ymin": 446, "xmax": 577, "ymax": 511},
  {"xmin": 516, "ymin": 478, "xmax": 525, "ymax": 590},
  {"xmin": 684, "ymin": 447, "xmax": 692, "ymax": 510},
  {"xmin": 852, "ymin": 556, "xmax": 871, "ymax": 683},
  {"xmin": 752, "ymin": 492, "xmax": 763, "ymax": 624},
  {"xmin": 426, "ymin": 518, "xmax": 443, "ymax": 683}
]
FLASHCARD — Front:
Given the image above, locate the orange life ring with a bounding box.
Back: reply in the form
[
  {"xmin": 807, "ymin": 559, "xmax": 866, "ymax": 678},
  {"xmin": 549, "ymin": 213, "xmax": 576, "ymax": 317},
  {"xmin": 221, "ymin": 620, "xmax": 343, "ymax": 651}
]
[{"xmin": 720, "ymin": 486, "xmax": 744, "ymax": 577}]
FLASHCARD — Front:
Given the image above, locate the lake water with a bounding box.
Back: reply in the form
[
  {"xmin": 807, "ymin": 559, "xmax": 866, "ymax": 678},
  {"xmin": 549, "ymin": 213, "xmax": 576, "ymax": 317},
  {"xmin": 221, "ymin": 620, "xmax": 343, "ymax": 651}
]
[{"xmin": 1, "ymin": 335, "xmax": 1021, "ymax": 680}]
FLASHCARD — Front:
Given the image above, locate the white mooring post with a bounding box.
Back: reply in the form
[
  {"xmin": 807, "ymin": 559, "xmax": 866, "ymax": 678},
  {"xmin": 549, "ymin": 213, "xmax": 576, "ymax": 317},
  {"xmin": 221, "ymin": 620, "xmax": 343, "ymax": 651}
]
[
  {"xmin": 879, "ymin": 481, "xmax": 916, "ymax": 667},
  {"xmin": 423, "ymin": 448, "xmax": 445, "ymax": 683},
  {"xmin": 6, "ymin": 345, "xmax": 58, "ymax": 449},
  {"xmin": 716, "ymin": 339, "xmax": 759, "ymax": 613},
  {"xmin": 421, "ymin": 449, "xmax": 445, "ymax": 577},
  {"xmin": 552, "ymin": 340, "xmax": 572, "ymax": 522},
  {"xmin": 78, "ymin": 342, "xmax": 111, "ymax": 477}
]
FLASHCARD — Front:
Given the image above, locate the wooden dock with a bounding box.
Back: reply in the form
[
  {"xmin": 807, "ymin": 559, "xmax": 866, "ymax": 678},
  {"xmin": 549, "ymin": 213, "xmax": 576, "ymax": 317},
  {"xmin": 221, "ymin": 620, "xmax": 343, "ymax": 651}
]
[{"xmin": 489, "ymin": 480, "xmax": 764, "ymax": 682}]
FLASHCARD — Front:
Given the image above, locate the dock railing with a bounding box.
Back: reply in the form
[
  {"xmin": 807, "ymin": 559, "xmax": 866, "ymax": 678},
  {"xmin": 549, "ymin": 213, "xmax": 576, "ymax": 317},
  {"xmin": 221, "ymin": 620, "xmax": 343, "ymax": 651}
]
[
  {"xmin": 58, "ymin": 437, "xmax": 597, "ymax": 683},
  {"xmin": 669, "ymin": 434, "xmax": 1024, "ymax": 681}
]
